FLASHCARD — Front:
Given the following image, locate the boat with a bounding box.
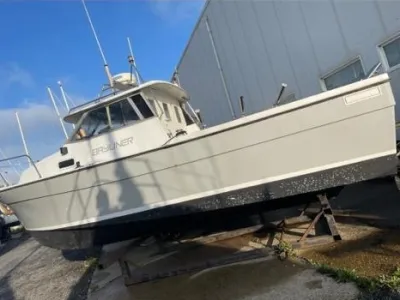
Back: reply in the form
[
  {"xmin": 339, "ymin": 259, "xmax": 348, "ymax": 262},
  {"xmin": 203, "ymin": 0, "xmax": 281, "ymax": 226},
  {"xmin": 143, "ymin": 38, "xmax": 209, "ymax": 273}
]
[{"xmin": 0, "ymin": 70, "xmax": 397, "ymax": 249}]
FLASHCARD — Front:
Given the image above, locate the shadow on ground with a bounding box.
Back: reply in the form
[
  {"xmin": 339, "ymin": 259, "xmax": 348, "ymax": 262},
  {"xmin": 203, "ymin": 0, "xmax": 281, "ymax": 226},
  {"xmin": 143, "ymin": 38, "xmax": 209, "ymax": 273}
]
[{"xmin": 0, "ymin": 232, "xmax": 30, "ymax": 257}]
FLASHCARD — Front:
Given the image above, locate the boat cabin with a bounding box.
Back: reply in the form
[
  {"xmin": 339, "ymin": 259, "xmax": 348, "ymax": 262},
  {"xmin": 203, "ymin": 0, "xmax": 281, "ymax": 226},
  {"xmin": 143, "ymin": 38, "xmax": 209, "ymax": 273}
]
[
  {"xmin": 64, "ymin": 80, "xmax": 200, "ymax": 142},
  {"xmin": 18, "ymin": 81, "xmax": 201, "ymax": 183}
]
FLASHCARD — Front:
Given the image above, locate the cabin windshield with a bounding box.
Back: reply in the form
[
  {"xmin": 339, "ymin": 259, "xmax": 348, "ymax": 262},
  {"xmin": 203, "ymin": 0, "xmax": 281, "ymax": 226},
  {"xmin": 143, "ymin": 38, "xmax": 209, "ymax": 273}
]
[{"xmin": 71, "ymin": 94, "xmax": 154, "ymax": 141}]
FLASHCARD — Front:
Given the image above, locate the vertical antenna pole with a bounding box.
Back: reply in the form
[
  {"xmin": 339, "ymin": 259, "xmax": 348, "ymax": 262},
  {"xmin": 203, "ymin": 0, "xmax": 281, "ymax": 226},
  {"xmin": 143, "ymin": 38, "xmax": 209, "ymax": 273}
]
[
  {"xmin": 15, "ymin": 111, "xmax": 31, "ymax": 166},
  {"xmin": 47, "ymin": 87, "xmax": 68, "ymax": 139},
  {"xmin": 274, "ymin": 83, "xmax": 287, "ymax": 107},
  {"xmin": 173, "ymin": 67, "xmax": 181, "ymax": 87},
  {"xmin": 205, "ymin": 17, "xmax": 235, "ymax": 120},
  {"xmin": 58, "ymin": 81, "xmax": 70, "ymax": 111},
  {"xmin": 58, "ymin": 81, "xmax": 75, "ymax": 129},
  {"xmin": 127, "ymin": 37, "xmax": 141, "ymax": 85},
  {"xmin": 81, "ymin": 0, "xmax": 114, "ymax": 88}
]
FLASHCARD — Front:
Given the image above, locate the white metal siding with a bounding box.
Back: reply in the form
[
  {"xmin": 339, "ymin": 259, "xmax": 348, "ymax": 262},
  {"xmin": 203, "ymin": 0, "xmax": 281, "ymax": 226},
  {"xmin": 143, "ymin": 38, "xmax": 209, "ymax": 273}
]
[{"xmin": 177, "ymin": 0, "xmax": 400, "ymax": 130}]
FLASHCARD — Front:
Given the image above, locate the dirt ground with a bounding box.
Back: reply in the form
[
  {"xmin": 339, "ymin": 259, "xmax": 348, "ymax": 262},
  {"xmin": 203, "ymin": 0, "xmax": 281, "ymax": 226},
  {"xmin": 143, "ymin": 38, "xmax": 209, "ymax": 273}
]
[
  {"xmin": 295, "ymin": 180, "xmax": 400, "ymax": 279},
  {"xmin": 299, "ymin": 224, "xmax": 400, "ymax": 278}
]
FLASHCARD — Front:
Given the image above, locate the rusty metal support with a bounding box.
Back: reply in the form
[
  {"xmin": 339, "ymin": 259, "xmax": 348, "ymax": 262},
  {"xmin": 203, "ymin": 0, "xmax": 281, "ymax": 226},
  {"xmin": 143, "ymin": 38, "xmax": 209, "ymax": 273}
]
[{"xmin": 280, "ymin": 193, "xmax": 342, "ymax": 249}]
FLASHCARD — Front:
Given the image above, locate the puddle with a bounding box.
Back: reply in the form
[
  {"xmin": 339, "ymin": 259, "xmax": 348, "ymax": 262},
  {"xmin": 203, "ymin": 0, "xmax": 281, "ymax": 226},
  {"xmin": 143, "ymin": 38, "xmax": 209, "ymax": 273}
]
[
  {"xmin": 305, "ymin": 279, "xmax": 323, "ymax": 290},
  {"xmin": 125, "ymin": 256, "xmax": 303, "ymax": 300}
]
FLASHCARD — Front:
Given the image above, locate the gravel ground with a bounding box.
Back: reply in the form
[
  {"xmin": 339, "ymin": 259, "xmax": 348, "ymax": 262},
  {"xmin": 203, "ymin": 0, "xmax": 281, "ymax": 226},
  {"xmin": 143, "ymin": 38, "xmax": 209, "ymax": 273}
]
[{"xmin": 0, "ymin": 233, "xmax": 96, "ymax": 300}]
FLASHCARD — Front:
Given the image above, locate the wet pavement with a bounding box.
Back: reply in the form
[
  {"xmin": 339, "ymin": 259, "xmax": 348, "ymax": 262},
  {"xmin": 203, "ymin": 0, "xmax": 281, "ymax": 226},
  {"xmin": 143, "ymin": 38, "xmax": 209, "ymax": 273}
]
[{"xmin": 88, "ymin": 255, "xmax": 359, "ymax": 300}]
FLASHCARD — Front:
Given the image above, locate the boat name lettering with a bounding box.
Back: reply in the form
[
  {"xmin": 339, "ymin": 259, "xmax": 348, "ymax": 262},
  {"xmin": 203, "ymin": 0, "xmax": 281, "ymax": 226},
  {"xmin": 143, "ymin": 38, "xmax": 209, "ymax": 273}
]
[{"xmin": 91, "ymin": 137, "xmax": 134, "ymax": 156}]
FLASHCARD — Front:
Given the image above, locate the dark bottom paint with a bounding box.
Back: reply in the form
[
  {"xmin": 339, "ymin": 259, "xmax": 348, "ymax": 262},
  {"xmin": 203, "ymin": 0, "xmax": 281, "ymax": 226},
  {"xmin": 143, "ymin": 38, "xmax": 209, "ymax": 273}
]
[{"xmin": 29, "ymin": 154, "xmax": 397, "ymax": 250}]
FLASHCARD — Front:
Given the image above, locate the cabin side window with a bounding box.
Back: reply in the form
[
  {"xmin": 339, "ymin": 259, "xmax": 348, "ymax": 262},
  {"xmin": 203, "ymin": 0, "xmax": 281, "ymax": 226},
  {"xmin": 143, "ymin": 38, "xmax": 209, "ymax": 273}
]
[
  {"xmin": 181, "ymin": 103, "xmax": 194, "ymax": 125},
  {"xmin": 108, "ymin": 99, "xmax": 140, "ymax": 129},
  {"xmin": 162, "ymin": 103, "xmax": 170, "ymax": 120},
  {"xmin": 147, "ymin": 99, "xmax": 157, "ymax": 114},
  {"xmin": 74, "ymin": 107, "xmax": 109, "ymax": 140},
  {"xmin": 174, "ymin": 106, "xmax": 182, "ymax": 123},
  {"xmin": 131, "ymin": 94, "xmax": 154, "ymax": 118}
]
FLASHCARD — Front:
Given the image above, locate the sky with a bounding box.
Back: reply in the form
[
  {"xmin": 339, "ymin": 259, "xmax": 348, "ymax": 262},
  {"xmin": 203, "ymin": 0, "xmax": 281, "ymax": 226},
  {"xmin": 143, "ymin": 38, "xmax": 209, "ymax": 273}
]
[{"xmin": 0, "ymin": 0, "xmax": 204, "ymax": 180}]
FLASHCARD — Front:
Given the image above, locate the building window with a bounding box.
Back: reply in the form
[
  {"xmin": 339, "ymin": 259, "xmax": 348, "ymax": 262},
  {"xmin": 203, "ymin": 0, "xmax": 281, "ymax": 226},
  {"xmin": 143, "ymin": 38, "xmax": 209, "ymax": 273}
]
[
  {"xmin": 379, "ymin": 34, "xmax": 400, "ymax": 70},
  {"xmin": 321, "ymin": 58, "xmax": 365, "ymax": 91}
]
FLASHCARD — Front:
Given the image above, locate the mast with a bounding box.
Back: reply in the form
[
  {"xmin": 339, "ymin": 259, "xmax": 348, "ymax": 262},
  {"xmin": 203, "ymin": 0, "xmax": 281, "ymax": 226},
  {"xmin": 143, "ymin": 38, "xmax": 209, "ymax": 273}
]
[
  {"xmin": 58, "ymin": 81, "xmax": 70, "ymax": 111},
  {"xmin": 81, "ymin": 0, "xmax": 114, "ymax": 89},
  {"xmin": 58, "ymin": 81, "xmax": 75, "ymax": 129},
  {"xmin": 15, "ymin": 111, "xmax": 31, "ymax": 165},
  {"xmin": 172, "ymin": 66, "xmax": 181, "ymax": 87},
  {"xmin": 47, "ymin": 87, "xmax": 68, "ymax": 139},
  {"xmin": 127, "ymin": 37, "xmax": 141, "ymax": 85}
]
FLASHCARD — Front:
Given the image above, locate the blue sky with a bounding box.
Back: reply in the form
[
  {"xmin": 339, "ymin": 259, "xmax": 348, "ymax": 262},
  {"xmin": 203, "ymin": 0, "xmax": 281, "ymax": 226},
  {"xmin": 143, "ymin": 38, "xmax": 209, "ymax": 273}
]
[{"xmin": 0, "ymin": 0, "xmax": 203, "ymax": 179}]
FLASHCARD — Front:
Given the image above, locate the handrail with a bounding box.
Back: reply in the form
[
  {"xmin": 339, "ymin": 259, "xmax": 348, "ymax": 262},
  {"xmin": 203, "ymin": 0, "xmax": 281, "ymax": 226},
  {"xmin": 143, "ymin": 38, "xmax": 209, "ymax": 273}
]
[
  {"xmin": 0, "ymin": 155, "xmax": 42, "ymax": 179},
  {"xmin": 0, "ymin": 173, "xmax": 9, "ymax": 187}
]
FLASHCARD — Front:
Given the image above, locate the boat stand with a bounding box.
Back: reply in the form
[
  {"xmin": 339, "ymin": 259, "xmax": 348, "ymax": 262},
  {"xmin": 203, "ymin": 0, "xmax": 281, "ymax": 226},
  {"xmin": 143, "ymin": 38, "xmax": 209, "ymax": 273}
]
[
  {"xmin": 277, "ymin": 193, "xmax": 342, "ymax": 249},
  {"xmin": 106, "ymin": 225, "xmax": 270, "ymax": 287},
  {"xmin": 97, "ymin": 193, "xmax": 342, "ymax": 287}
]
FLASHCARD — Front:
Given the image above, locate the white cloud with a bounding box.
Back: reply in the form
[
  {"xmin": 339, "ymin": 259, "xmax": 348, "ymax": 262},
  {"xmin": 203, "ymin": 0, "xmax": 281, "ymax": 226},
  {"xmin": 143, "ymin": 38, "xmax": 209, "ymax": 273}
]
[
  {"xmin": 0, "ymin": 63, "xmax": 35, "ymax": 91},
  {"xmin": 0, "ymin": 101, "xmax": 76, "ymax": 181},
  {"xmin": 150, "ymin": 0, "xmax": 205, "ymax": 25},
  {"xmin": 0, "ymin": 65, "xmax": 86, "ymax": 184}
]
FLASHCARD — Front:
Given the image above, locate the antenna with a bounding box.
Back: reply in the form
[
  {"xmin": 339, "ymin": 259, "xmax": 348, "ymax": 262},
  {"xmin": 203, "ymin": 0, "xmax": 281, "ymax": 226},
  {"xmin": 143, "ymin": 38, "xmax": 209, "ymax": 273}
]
[
  {"xmin": 274, "ymin": 83, "xmax": 287, "ymax": 107},
  {"xmin": 58, "ymin": 81, "xmax": 71, "ymax": 111},
  {"xmin": 63, "ymin": 89, "xmax": 77, "ymax": 107},
  {"xmin": 58, "ymin": 81, "xmax": 75, "ymax": 129},
  {"xmin": 127, "ymin": 37, "xmax": 142, "ymax": 84},
  {"xmin": 172, "ymin": 67, "xmax": 181, "ymax": 87},
  {"xmin": 81, "ymin": 0, "xmax": 114, "ymax": 88},
  {"xmin": 239, "ymin": 96, "xmax": 245, "ymax": 116},
  {"xmin": 47, "ymin": 87, "xmax": 68, "ymax": 139},
  {"xmin": 15, "ymin": 111, "xmax": 31, "ymax": 166}
]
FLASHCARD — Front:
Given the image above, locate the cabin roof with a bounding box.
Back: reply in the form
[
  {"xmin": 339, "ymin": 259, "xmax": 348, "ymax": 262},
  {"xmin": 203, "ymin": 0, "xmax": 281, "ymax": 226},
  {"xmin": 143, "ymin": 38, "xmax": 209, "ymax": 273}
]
[{"xmin": 63, "ymin": 80, "xmax": 189, "ymax": 123}]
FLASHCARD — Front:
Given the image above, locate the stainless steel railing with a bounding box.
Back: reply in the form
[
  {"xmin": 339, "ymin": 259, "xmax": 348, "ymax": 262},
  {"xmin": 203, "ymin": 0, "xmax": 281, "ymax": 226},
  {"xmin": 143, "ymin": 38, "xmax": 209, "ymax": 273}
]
[{"xmin": 0, "ymin": 155, "xmax": 42, "ymax": 181}]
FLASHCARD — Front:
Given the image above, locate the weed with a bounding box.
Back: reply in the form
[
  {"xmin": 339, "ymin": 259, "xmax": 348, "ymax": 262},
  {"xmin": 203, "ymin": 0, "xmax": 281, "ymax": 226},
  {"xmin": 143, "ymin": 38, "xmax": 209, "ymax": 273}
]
[
  {"xmin": 84, "ymin": 257, "xmax": 98, "ymax": 269},
  {"xmin": 377, "ymin": 267, "xmax": 400, "ymax": 290},
  {"xmin": 275, "ymin": 240, "xmax": 295, "ymax": 259},
  {"xmin": 309, "ymin": 262, "xmax": 400, "ymax": 292},
  {"xmin": 314, "ymin": 263, "xmax": 378, "ymax": 291}
]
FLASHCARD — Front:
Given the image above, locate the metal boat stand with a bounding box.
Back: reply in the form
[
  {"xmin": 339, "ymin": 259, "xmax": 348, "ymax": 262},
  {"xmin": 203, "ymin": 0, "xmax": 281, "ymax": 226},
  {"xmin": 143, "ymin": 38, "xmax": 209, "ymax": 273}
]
[
  {"xmin": 96, "ymin": 194, "xmax": 342, "ymax": 287},
  {"xmin": 98, "ymin": 225, "xmax": 271, "ymax": 287},
  {"xmin": 276, "ymin": 193, "xmax": 342, "ymax": 249}
]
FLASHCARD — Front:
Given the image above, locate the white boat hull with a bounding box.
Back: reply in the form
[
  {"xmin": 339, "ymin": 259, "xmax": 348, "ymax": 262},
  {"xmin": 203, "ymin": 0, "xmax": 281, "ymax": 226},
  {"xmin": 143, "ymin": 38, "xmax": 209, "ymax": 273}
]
[{"xmin": 0, "ymin": 74, "xmax": 397, "ymax": 249}]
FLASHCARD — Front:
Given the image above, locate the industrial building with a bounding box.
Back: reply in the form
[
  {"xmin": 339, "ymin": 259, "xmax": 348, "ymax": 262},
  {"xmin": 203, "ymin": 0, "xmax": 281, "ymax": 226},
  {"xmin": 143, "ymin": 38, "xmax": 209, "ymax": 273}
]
[{"xmin": 176, "ymin": 0, "xmax": 400, "ymax": 133}]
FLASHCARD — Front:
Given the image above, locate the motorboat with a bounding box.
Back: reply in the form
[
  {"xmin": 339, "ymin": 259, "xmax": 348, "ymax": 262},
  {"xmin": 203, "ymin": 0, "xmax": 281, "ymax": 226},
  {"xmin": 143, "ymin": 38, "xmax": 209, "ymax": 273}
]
[{"xmin": 0, "ymin": 71, "xmax": 397, "ymax": 249}]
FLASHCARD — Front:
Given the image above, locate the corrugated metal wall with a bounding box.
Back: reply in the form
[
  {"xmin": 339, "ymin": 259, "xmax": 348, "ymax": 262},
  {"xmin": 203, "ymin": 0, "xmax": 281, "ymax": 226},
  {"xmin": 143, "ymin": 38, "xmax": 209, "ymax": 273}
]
[{"xmin": 177, "ymin": 0, "xmax": 400, "ymax": 127}]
